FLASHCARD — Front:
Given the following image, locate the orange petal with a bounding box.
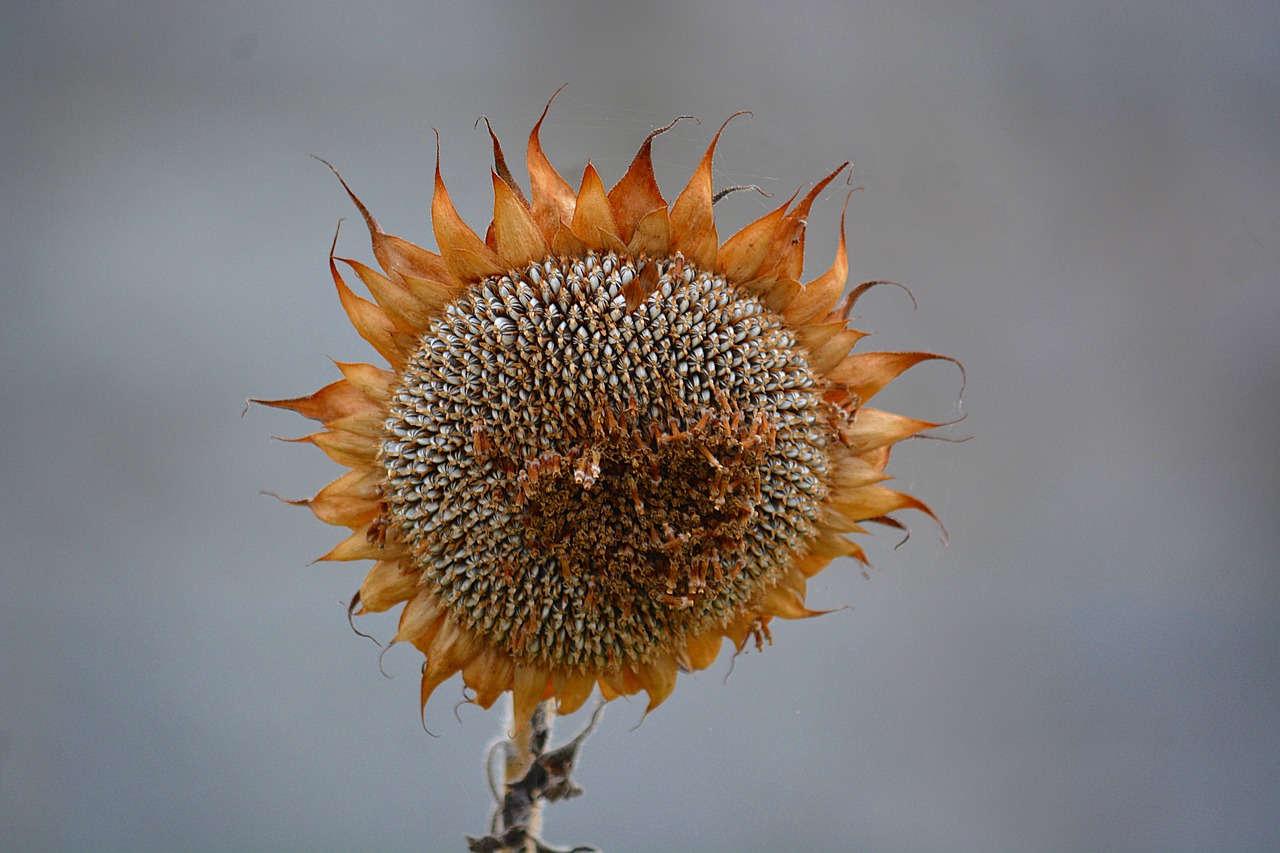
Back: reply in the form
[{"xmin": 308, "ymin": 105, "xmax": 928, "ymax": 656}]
[
  {"xmin": 305, "ymin": 469, "xmax": 381, "ymax": 527},
  {"xmin": 280, "ymin": 429, "xmax": 376, "ymax": 468},
  {"xmin": 552, "ymin": 670, "xmax": 597, "ymax": 715},
  {"xmin": 526, "ymin": 88, "xmax": 577, "ymax": 241},
  {"xmin": 670, "ymin": 112, "xmax": 749, "ymax": 269},
  {"xmin": 716, "ymin": 198, "xmax": 792, "ymax": 282},
  {"xmin": 491, "ymin": 170, "xmax": 550, "ymax": 269},
  {"xmin": 333, "ymin": 360, "xmax": 396, "ymax": 406},
  {"xmin": 829, "ymin": 453, "xmax": 892, "ymax": 491},
  {"xmin": 805, "ymin": 527, "xmax": 864, "ymax": 560},
  {"xmin": 826, "ymin": 352, "xmax": 957, "ymax": 402},
  {"xmin": 331, "ymin": 252, "xmax": 413, "ymax": 370},
  {"xmin": 634, "ymin": 654, "xmax": 678, "ymax": 714},
  {"xmin": 479, "ymin": 116, "xmax": 527, "ymax": 207},
  {"xmin": 511, "ymin": 664, "xmax": 552, "ymax": 732},
  {"xmin": 394, "ymin": 592, "xmax": 446, "ymax": 649},
  {"xmin": 570, "ymin": 162, "xmax": 621, "ymax": 251},
  {"xmin": 254, "ymin": 378, "xmax": 374, "ymax": 424},
  {"xmin": 339, "ymin": 257, "xmax": 436, "ymax": 333},
  {"xmin": 462, "ymin": 645, "xmax": 516, "ymax": 710},
  {"xmin": 839, "ymin": 407, "xmax": 941, "ymax": 454},
  {"xmin": 627, "ymin": 207, "xmax": 671, "ymax": 258},
  {"xmin": 762, "ymin": 579, "xmax": 827, "ymax": 620},
  {"xmin": 607, "ymin": 117, "xmax": 684, "ymax": 243},
  {"xmin": 313, "ymin": 156, "xmax": 450, "ymax": 285},
  {"xmin": 419, "ymin": 619, "xmax": 481, "ymax": 712},
  {"xmin": 431, "ymin": 135, "xmax": 503, "ymax": 284},
  {"xmin": 831, "ymin": 484, "xmax": 937, "ymax": 526},
  {"xmin": 319, "ymin": 524, "xmax": 399, "ymax": 562},
  {"xmin": 550, "ymin": 223, "xmax": 589, "ymax": 258},
  {"xmin": 358, "ymin": 559, "xmax": 417, "ymax": 613},
  {"xmin": 785, "ymin": 192, "xmax": 852, "ymax": 325},
  {"xmin": 807, "ymin": 327, "xmax": 870, "ymax": 375},
  {"xmin": 682, "ymin": 630, "xmax": 724, "ymax": 672},
  {"xmin": 761, "ymin": 162, "xmax": 849, "ymax": 282}
]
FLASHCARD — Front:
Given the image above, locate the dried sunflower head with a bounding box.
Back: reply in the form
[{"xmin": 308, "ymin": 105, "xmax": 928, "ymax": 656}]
[{"xmin": 261, "ymin": 97, "xmax": 950, "ymax": 724}]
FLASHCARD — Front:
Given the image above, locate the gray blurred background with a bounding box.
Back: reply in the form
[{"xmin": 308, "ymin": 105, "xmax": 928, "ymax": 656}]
[{"xmin": 2, "ymin": 1, "xmax": 1278, "ymax": 851}]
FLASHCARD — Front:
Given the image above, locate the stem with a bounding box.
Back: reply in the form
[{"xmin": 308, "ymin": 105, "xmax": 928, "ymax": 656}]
[{"xmin": 502, "ymin": 700, "xmax": 555, "ymax": 852}]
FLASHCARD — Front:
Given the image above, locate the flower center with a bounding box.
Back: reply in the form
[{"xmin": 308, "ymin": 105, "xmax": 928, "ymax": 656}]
[{"xmin": 381, "ymin": 253, "xmax": 831, "ymax": 669}]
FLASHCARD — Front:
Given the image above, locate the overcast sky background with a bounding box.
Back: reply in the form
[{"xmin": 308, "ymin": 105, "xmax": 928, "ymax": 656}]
[{"xmin": 2, "ymin": 2, "xmax": 1278, "ymax": 852}]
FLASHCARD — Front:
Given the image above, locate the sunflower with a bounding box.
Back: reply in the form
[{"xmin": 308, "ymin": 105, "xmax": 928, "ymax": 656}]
[{"xmin": 261, "ymin": 96, "xmax": 949, "ymax": 727}]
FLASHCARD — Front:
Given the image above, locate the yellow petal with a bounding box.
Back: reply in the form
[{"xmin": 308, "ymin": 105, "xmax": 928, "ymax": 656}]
[{"xmin": 491, "ymin": 170, "xmax": 550, "ymax": 269}]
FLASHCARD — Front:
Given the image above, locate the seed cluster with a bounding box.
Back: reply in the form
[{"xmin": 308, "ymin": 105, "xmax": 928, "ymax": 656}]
[{"xmin": 381, "ymin": 253, "xmax": 832, "ymax": 669}]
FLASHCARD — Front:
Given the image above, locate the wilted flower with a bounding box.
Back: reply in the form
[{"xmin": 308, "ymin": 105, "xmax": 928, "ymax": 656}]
[{"xmin": 261, "ymin": 97, "xmax": 949, "ymax": 726}]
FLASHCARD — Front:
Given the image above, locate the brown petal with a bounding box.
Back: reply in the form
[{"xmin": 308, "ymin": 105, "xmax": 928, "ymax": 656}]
[
  {"xmin": 785, "ymin": 191, "xmax": 853, "ymax": 325},
  {"xmin": 431, "ymin": 135, "xmax": 503, "ymax": 284},
  {"xmin": 339, "ymin": 257, "xmax": 436, "ymax": 332},
  {"xmin": 491, "ymin": 170, "xmax": 550, "ymax": 269},
  {"xmin": 607, "ymin": 117, "xmax": 686, "ymax": 242},
  {"xmin": 839, "ymin": 408, "xmax": 941, "ymax": 454},
  {"xmin": 253, "ymin": 378, "xmax": 373, "ymax": 424},
  {"xmin": 670, "ymin": 112, "xmax": 749, "ymax": 269},
  {"xmin": 331, "ymin": 251, "xmax": 413, "ymax": 370},
  {"xmin": 358, "ymin": 559, "xmax": 418, "ymax": 614},
  {"xmin": 826, "ymin": 352, "xmax": 958, "ymax": 402},
  {"xmin": 511, "ymin": 665, "xmax": 552, "ymax": 732},
  {"xmin": 627, "ymin": 207, "xmax": 671, "ymax": 258},
  {"xmin": 716, "ymin": 198, "xmax": 791, "ymax": 282},
  {"xmin": 761, "ymin": 162, "xmax": 849, "ymax": 282},
  {"xmin": 552, "ymin": 670, "xmax": 597, "ymax": 715},
  {"xmin": 570, "ymin": 163, "xmax": 621, "ymax": 251},
  {"xmin": 526, "ymin": 87, "xmax": 577, "ymax": 241}
]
